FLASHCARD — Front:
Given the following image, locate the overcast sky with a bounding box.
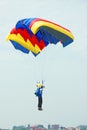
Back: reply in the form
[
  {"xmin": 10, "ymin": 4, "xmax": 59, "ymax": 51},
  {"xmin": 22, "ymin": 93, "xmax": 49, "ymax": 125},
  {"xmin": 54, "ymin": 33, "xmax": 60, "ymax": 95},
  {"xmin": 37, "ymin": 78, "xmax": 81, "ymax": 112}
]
[{"xmin": 0, "ymin": 0, "xmax": 87, "ymax": 129}]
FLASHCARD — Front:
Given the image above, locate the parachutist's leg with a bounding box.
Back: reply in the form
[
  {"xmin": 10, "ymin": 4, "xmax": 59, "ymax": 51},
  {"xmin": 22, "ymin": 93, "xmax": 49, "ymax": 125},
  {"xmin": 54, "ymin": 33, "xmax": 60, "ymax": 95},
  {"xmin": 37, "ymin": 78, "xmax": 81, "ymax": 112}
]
[
  {"xmin": 38, "ymin": 97, "xmax": 43, "ymax": 110},
  {"xmin": 38, "ymin": 97, "xmax": 40, "ymax": 108}
]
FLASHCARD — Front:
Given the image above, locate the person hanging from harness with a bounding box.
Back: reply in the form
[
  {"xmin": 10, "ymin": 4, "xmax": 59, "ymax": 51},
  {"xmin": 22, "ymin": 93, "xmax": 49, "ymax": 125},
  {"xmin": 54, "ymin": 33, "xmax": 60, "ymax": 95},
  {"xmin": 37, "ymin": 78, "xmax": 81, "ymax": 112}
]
[{"xmin": 35, "ymin": 81, "xmax": 45, "ymax": 111}]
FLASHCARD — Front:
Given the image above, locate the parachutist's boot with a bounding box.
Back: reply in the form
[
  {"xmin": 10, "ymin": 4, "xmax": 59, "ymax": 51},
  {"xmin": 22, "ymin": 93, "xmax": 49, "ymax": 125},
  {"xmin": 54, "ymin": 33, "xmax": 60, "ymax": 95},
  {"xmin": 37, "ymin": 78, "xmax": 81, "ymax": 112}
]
[{"xmin": 38, "ymin": 107, "xmax": 43, "ymax": 111}]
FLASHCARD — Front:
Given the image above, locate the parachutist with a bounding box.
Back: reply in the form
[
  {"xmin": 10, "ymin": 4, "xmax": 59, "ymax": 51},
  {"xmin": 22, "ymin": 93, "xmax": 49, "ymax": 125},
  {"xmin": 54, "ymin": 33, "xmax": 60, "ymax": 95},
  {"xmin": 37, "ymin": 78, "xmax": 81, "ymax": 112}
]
[{"xmin": 35, "ymin": 82, "xmax": 45, "ymax": 111}]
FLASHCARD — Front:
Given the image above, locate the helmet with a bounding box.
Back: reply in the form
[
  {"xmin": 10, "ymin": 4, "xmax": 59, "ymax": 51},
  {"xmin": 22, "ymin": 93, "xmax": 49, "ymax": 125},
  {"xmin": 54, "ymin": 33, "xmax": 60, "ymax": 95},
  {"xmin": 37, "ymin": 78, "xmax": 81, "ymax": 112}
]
[{"xmin": 37, "ymin": 83, "xmax": 42, "ymax": 88}]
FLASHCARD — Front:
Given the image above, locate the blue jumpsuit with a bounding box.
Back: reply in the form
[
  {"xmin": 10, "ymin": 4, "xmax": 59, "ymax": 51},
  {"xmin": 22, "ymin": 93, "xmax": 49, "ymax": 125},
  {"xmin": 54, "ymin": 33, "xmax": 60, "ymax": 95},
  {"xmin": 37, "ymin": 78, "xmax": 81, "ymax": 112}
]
[{"xmin": 35, "ymin": 87, "xmax": 43, "ymax": 110}]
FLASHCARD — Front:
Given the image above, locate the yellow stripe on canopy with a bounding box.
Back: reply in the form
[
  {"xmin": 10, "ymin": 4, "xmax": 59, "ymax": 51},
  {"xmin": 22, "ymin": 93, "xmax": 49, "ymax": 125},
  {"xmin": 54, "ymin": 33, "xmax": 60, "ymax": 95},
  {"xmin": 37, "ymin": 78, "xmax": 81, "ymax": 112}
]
[
  {"xmin": 31, "ymin": 21, "xmax": 74, "ymax": 40},
  {"xmin": 6, "ymin": 33, "xmax": 41, "ymax": 54}
]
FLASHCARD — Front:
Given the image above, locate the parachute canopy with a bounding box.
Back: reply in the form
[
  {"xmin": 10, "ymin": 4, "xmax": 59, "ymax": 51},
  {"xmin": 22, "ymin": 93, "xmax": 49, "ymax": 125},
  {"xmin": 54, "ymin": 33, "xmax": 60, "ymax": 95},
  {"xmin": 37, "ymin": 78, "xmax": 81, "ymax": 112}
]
[{"xmin": 6, "ymin": 18, "xmax": 74, "ymax": 56}]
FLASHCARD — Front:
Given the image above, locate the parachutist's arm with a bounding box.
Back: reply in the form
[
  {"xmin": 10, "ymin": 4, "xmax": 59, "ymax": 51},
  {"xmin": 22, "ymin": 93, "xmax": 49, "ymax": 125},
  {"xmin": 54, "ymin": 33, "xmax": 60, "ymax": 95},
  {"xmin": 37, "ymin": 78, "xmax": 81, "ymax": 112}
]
[{"xmin": 42, "ymin": 85, "xmax": 45, "ymax": 88}]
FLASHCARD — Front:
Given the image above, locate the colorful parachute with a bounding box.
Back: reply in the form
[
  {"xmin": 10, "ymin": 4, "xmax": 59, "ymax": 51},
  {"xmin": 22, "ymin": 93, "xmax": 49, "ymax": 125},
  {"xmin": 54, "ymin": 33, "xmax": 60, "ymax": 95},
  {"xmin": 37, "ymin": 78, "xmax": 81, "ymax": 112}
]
[{"xmin": 6, "ymin": 18, "xmax": 74, "ymax": 56}]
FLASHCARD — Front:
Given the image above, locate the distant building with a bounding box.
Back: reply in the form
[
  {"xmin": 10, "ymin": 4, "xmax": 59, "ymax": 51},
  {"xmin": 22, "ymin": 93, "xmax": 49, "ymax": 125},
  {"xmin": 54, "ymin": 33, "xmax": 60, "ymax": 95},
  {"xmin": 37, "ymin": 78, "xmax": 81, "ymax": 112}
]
[
  {"xmin": 59, "ymin": 126, "xmax": 66, "ymax": 130},
  {"xmin": 0, "ymin": 129, "xmax": 9, "ymax": 130},
  {"xmin": 30, "ymin": 125, "xmax": 47, "ymax": 130},
  {"xmin": 52, "ymin": 125, "xmax": 59, "ymax": 130},
  {"xmin": 12, "ymin": 125, "xmax": 30, "ymax": 130},
  {"xmin": 76, "ymin": 125, "xmax": 87, "ymax": 130},
  {"xmin": 48, "ymin": 125, "xmax": 51, "ymax": 130},
  {"xmin": 66, "ymin": 127, "xmax": 76, "ymax": 130},
  {"xmin": 47, "ymin": 124, "xmax": 60, "ymax": 130}
]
